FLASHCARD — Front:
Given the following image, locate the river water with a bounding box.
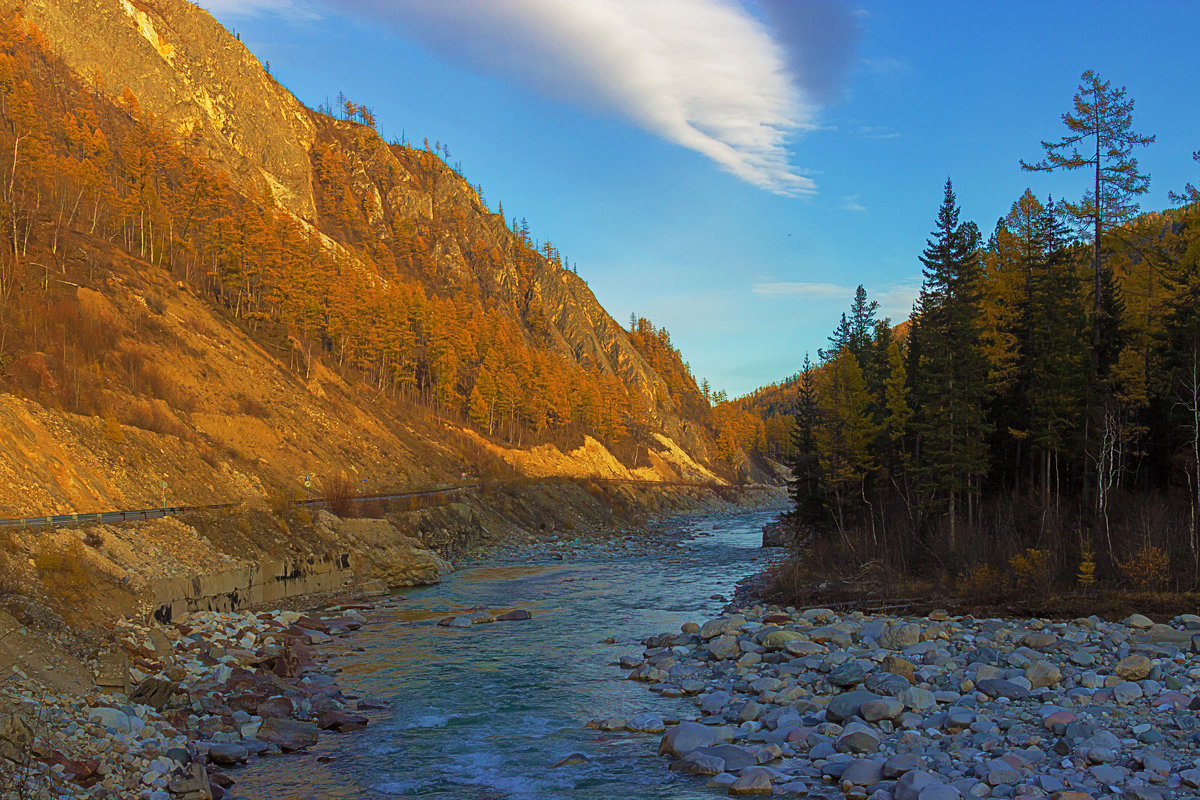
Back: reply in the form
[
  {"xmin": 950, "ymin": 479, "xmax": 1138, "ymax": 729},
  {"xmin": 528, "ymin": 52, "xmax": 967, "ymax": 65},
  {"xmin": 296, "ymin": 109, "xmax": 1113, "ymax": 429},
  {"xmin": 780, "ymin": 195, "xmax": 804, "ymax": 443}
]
[{"xmin": 236, "ymin": 509, "xmax": 782, "ymax": 800}]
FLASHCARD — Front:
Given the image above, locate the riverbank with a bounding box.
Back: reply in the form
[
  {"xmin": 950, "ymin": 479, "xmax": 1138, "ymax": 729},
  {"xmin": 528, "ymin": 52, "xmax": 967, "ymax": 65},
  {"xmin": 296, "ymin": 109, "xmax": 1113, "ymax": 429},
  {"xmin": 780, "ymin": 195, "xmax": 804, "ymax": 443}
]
[
  {"xmin": 0, "ymin": 483, "xmax": 785, "ymax": 797},
  {"xmin": 620, "ymin": 599, "xmax": 1200, "ymax": 799}
]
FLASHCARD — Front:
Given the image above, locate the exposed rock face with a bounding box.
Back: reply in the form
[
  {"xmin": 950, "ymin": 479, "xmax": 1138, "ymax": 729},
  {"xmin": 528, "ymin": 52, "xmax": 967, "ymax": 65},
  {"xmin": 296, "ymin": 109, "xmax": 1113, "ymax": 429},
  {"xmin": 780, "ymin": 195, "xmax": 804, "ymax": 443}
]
[
  {"xmin": 16, "ymin": 0, "xmax": 319, "ymax": 218},
  {"xmin": 10, "ymin": 0, "xmax": 716, "ymax": 464}
]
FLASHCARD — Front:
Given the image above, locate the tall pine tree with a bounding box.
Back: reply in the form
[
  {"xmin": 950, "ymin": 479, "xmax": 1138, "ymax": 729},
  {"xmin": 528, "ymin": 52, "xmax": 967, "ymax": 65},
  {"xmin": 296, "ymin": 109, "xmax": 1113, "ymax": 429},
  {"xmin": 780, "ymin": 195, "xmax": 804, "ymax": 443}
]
[{"xmin": 908, "ymin": 179, "xmax": 991, "ymax": 548}]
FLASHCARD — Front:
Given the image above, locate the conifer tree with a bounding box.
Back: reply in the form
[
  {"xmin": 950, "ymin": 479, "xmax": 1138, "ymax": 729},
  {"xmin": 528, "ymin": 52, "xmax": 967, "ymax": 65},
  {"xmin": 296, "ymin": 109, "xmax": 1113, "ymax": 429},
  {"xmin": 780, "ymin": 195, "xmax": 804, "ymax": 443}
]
[
  {"xmin": 908, "ymin": 179, "xmax": 991, "ymax": 547},
  {"xmin": 815, "ymin": 349, "xmax": 878, "ymax": 537},
  {"xmin": 1021, "ymin": 70, "xmax": 1155, "ymax": 376},
  {"xmin": 788, "ymin": 355, "xmax": 825, "ymax": 529}
]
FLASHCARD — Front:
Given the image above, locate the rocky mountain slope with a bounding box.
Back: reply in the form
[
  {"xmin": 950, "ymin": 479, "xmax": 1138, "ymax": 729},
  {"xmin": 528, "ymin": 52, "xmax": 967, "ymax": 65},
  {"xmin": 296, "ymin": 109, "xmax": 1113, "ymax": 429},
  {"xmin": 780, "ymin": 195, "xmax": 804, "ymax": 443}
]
[{"xmin": 0, "ymin": 0, "xmax": 735, "ymax": 517}]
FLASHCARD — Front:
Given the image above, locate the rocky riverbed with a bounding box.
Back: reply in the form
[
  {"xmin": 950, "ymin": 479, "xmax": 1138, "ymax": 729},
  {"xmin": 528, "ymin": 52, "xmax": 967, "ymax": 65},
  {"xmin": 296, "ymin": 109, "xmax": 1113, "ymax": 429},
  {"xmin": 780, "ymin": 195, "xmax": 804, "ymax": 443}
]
[
  {"xmin": 0, "ymin": 604, "xmax": 389, "ymax": 799},
  {"xmin": 616, "ymin": 604, "xmax": 1200, "ymax": 799}
]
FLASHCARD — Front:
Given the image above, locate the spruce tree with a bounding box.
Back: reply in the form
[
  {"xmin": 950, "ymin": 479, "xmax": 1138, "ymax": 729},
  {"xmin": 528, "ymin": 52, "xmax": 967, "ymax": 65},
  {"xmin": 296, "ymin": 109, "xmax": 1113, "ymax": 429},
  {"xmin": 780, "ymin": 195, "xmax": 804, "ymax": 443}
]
[
  {"xmin": 788, "ymin": 355, "xmax": 826, "ymax": 530},
  {"xmin": 909, "ymin": 179, "xmax": 991, "ymax": 548}
]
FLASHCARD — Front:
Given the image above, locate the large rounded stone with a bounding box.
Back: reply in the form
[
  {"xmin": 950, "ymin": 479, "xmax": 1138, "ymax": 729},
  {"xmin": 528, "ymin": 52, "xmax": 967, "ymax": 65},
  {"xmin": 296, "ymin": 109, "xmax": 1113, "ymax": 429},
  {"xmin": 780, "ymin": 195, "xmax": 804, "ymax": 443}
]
[
  {"xmin": 826, "ymin": 690, "xmax": 881, "ymax": 723},
  {"xmin": 207, "ymin": 743, "xmax": 248, "ymax": 765},
  {"xmin": 658, "ymin": 722, "xmax": 718, "ymax": 758},
  {"xmin": 669, "ymin": 751, "xmax": 725, "ymax": 776},
  {"xmin": 879, "ymin": 623, "xmax": 921, "ymax": 650},
  {"xmin": 829, "ymin": 662, "xmax": 867, "ymax": 688},
  {"xmin": 1116, "ymin": 654, "xmax": 1151, "ymax": 680},
  {"xmin": 707, "ymin": 635, "xmax": 741, "ymax": 660},
  {"xmin": 1026, "ymin": 660, "xmax": 1062, "ymax": 689},
  {"xmin": 761, "ymin": 629, "xmax": 806, "ymax": 650}
]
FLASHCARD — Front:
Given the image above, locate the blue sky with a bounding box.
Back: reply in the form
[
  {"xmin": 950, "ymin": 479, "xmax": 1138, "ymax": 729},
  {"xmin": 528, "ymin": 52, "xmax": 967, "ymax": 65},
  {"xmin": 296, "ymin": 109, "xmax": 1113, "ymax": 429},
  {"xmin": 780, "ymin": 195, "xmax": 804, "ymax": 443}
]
[{"xmin": 198, "ymin": 0, "xmax": 1200, "ymax": 397}]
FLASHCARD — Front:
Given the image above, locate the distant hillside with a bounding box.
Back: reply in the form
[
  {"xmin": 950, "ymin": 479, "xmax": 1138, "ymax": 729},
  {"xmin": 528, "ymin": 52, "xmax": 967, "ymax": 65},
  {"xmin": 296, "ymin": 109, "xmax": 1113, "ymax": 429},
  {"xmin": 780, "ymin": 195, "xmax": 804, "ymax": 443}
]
[{"xmin": 0, "ymin": 0, "xmax": 742, "ymax": 516}]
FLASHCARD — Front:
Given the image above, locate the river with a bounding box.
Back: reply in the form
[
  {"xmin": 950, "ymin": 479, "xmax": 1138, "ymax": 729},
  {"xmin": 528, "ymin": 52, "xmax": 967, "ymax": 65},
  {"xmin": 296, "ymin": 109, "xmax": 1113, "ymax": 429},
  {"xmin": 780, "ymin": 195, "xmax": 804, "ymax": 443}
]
[{"xmin": 235, "ymin": 509, "xmax": 782, "ymax": 800}]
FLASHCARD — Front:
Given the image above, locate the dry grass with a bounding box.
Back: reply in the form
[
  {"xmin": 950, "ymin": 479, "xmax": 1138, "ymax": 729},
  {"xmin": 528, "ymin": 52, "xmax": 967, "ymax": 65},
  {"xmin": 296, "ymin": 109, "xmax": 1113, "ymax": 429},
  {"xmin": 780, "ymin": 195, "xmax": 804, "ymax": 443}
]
[{"xmin": 33, "ymin": 539, "xmax": 89, "ymax": 605}]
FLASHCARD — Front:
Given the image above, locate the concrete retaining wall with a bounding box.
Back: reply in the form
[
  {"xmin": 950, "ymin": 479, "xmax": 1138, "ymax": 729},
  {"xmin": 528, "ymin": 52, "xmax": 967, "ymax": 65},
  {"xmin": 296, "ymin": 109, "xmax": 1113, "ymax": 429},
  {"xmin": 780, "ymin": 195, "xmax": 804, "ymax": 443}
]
[{"xmin": 150, "ymin": 552, "xmax": 360, "ymax": 623}]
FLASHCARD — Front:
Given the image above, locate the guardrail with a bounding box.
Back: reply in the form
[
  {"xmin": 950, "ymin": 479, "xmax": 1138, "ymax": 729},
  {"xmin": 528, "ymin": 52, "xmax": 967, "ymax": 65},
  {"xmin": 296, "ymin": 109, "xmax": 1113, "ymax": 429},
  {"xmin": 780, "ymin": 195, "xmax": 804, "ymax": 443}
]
[{"xmin": 0, "ymin": 476, "xmax": 767, "ymax": 531}]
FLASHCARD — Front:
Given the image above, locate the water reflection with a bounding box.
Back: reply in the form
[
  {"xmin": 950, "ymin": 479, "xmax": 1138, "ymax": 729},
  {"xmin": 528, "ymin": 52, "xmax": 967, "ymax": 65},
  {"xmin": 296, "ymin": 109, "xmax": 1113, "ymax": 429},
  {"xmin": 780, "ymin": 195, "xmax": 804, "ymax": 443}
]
[{"xmin": 235, "ymin": 510, "xmax": 781, "ymax": 800}]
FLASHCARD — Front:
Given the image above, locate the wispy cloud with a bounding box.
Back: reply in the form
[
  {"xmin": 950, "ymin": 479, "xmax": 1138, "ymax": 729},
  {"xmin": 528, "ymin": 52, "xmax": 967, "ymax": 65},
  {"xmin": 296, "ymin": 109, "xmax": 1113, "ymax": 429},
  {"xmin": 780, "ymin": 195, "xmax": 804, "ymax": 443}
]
[
  {"xmin": 858, "ymin": 125, "xmax": 900, "ymax": 140},
  {"xmin": 318, "ymin": 0, "xmax": 858, "ymax": 195},
  {"xmin": 840, "ymin": 194, "xmax": 866, "ymax": 212},
  {"xmin": 752, "ymin": 281, "xmax": 849, "ymax": 297},
  {"xmin": 753, "ymin": 280, "xmax": 920, "ymax": 321}
]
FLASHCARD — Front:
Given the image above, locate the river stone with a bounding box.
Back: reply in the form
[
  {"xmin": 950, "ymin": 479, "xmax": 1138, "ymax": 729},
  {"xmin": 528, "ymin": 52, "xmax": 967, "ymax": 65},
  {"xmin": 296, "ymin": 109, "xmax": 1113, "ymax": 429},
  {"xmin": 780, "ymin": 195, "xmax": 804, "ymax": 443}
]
[
  {"xmin": 658, "ymin": 722, "xmax": 718, "ymax": 758},
  {"xmin": 318, "ymin": 710, "xmax": 368, "ymax": 732},
  {"xmin": 550, "ymin": 753, "xmax": 590, "ymax": 767},
  {"xmin": 627, "ymin": 713, "xmax": 666, "ymax": 733},
  {"xmin": 894, "ymin": 770, "xmax": 938, "ymax": 800},
  {"xmin": 976, "ymin": 678, "xmax": 1030, "ymax": 700},
  {"xmin": 699, "ymin": 743, "xmax": 755, "ymax": 771},
  {"xmin": 700, "ymin": 690, "xmax": 731, "ymax": 714},
  {"xmin": 1026, "ymin": 660, "xmax": 1062, "ymax": 689},
  {"xmin": 919, "ymin": 786, "xmax": 962, "ymax": 800},
  {"xmin": 866, "ymin": 672, "xmax": 912, "ymax": 698},
  {"xmin": 880, "ymin": 623, "xmax": 921, "ymax": 650},
  {"xmin": 901, "ymin": 687, "xmax": 935, "ymax": 711},
  {"xmin": 707, "ymin": 635, "xmax": 741, "ymax": 660},
  {"xmin": 257, "ymin": 696, "xmax": 294, "ymax": 719},
  {"xmin": 669, "ymin": 751, "xmax": 725, "ymax": 776},
  {"xmin": 1113, "ymin": 681, "xmax": 1143, "ymax": 704},
  {"xmin": 837, "ymin": 722, "xmax": 881, "ymax": 754},
  {"xmin": 826, "ymin": 690, "xmax": 881, "ymax": 723},
  {"xmin": 830, "ymin": 662, "xmax": 867, "ymax": 688},
  {"xmin": 1126, "ymin": 614, "xmax": 1154, "ymax": 629},
  {"xmin": 737, "ymin": 700, "xmax": 762, "ymax": 723},
  {"xmin": 861, "ymin": 697, "xmax": 904, "ymax": 722},
  {"xmin": 1121, "ymin": 789, "xmax": 1165, "ymax": 800},
  {"xmin": 88, "ymin": 708, "xmax": 130, "ymax": 733},
  {"xmin": 729, "ymin": 768, "xmax": 773, "ymax": 795},
  {"xmin": 1021, "ymin": 632, "xmax": 1059, "ymax": 650},
  {"xmin": 882, "ymin": 655, "xmax": 916, "ymax": 683},
  {"xmin": 207, "ymin": 743, "xmax": 248, "ymax": 765},
  {"xmin": 257, "ymin": 718, "xmax": 319, "ymax": 751},
  {"xmin": 497, "ymin": 609, "xmax": 532, "ymax": 621},
  {"xmin": 1116, "ymin": 654, "xmax": 1152, "ymax": 680},
  {"xmin": 841, "ymin": 758, "xmax": 884, "ymax": 787},
  {"xmin": 761, "ymin": 630, "xmax": 805, "ymax": 650},
  {"xmin": 883, "ymin": 754, "xmax": 924, "ymax": 778},
  {"xmin": 700, "ymin": 616, "xmax": 745, "ymax": 640},
  {"xmin": 784, "ymin": 639, "xmax": 825, "ymax": 657},
  {"xmin": 967, "ymin": 646, "xmax": 1000, "ymax": 665}
]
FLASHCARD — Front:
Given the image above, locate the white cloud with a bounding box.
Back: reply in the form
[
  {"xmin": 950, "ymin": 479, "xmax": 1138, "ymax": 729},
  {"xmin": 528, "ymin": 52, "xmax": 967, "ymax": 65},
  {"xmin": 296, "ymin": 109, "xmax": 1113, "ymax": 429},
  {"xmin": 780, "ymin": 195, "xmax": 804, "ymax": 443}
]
[
  {"xmin": 840, "ymin": 194, "xmax": 866, "ymax": 212},
  {"xmin": 331, "ymin": 0, "xmax": 831, "ymax": 195},
  {"xmin": 752, "ymin": 281, "xmax": 849, "ymax": 297},
  {"xmin": 753, "ymin": 280, "xmax": 920, "ymax": 321}
]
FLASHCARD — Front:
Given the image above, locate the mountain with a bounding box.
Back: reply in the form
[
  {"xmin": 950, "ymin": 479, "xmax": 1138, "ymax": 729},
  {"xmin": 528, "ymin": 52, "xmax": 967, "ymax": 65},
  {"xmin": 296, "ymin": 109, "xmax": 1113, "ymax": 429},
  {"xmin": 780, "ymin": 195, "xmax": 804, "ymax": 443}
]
[{"xmin": 0, "ymin": 0, "xmax": 734, "ymax": 517}]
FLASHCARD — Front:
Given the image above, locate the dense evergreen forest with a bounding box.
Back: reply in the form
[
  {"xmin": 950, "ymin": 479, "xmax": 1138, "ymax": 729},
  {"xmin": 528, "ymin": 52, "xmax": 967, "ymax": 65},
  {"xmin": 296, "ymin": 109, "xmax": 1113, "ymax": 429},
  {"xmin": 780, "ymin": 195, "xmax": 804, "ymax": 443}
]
[{"xmin": 743, "ymin": 72, "xmax": 1200, "ymax": 595}]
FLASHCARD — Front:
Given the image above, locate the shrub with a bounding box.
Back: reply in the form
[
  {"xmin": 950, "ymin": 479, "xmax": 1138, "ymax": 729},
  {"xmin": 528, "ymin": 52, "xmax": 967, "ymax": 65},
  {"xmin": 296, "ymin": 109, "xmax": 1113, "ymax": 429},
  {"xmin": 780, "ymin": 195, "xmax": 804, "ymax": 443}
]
[
  {"xmin": 322, "ymin": 472, "xmax": 357, "ymax": 517},
  {"xmin": 33, "ymin": 540, "xmax": 89, "ymax": 604},
  {"xmin": 960, "ymin": 562, "xmax": 1007, "ymax": 604},
  {"xmin": 82, "ymin": 529, "xmax": 105, "ymax": 548},
  {"xmin": 1077, "ymin": 540, "xmax": 1097, "ymax": 589},
  {"xmin": 1009, "ymin": 548, "xmax": 1053, "ymax": 596},
  {"xmin": 103, "ymin": 413, "xmax": 123, "ymax": 444},
  {"xmin": 1118, "ymin": 543, "xmax": 1170, "ymax": 591}
]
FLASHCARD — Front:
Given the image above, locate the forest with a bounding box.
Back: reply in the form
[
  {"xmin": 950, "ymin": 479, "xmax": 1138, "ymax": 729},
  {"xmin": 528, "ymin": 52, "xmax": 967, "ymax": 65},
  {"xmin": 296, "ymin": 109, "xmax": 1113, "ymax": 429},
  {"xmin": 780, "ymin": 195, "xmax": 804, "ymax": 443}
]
[
  {"xmin": 744, "ymin": 71, "xmax": 1200, "ymax": 598},
  {"xmin": 0, "ymin": 12, "xmax": 763, "ymax": 478}
]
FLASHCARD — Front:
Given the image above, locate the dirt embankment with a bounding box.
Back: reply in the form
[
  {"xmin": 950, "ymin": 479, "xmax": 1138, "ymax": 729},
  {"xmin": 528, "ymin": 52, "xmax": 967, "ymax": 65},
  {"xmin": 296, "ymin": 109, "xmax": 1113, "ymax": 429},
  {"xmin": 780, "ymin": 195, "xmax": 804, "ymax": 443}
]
[{"xmin": 0, "ymin": 481, "xmax": 785, "ymax": 691}]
